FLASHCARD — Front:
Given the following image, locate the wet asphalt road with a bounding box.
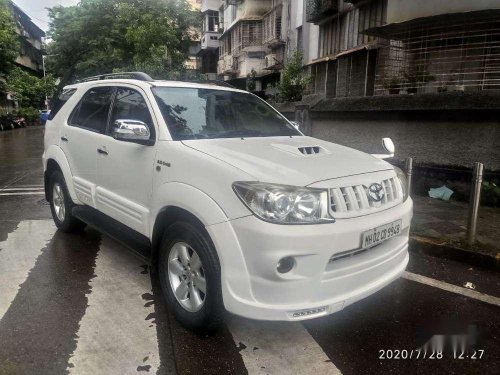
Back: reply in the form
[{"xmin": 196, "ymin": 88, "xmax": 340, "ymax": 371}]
[{"xmin": 0, "ymin": 127, "xmax": 499, "ymax": 375}]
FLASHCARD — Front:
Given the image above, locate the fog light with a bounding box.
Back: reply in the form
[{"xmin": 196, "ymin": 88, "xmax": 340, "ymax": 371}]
[{"xmin": 277, "ymin": 256, "xmax": 295, "ymax": 273}]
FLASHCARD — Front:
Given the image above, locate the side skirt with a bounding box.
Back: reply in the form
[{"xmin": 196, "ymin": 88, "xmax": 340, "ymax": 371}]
[{"xmin": 72, "ymin": 205, "xmax": 152, "ymax": 263}]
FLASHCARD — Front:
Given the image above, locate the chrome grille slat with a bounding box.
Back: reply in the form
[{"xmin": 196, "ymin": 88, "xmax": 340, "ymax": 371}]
[
  {"xmin": 329, "ymin": 177, "xmax": 402, "ymax": 218},
  {"xmin": 390, "ymin": 178, "xmax": 398, "ymax": 200}
]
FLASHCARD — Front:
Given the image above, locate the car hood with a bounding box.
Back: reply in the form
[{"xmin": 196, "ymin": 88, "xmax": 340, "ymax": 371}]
[{"xmin": 182, "ymin": 136, "xmax": 393, "ymax": 186}]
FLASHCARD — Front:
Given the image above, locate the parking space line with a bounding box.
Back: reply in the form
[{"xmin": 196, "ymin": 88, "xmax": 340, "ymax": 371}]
[
  {"xmin": 0, "ymin": 187, "xmax": 44, "ymax": 191},
  {"xmin": 228, "ymin": 317, "xmax": 342, "ymax": 375},
  {"xmin": 0, "ymin": 220, "xmax": 56, "ymax": 321},
  {"xmin": 403, "ymin": 271, "xmax": 500, "ymax": 306},
  {"xmin": 68, "ymin": 236, "xmax": 160, "ymax": 374},
  {"xmin": 0, "ymin": 192, "xmax": 45, "ymax": 196}
]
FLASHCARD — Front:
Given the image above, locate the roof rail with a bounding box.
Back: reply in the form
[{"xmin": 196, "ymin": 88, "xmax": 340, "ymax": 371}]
[
  {"xmin": 182, "ymin": 80, "xmax": 235, "ymax": 88},
  {"xmin": 77, "ymin": 72, "xmax": 154, "ymax": 83}
]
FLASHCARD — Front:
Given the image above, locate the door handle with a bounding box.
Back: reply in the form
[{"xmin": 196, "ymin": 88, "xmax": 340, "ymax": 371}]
[
  {"xmin": 61, "ymin": 136, "xmax": 68, "ymax": 142},
  {"xmin": 97, "ymin": 148, "xmax": 108, "ymax": 155}
]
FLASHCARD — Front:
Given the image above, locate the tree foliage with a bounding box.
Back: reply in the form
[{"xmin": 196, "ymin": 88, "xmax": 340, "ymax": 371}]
[
  {"xmin": 0, "ymin": 0, "xmax": 19, "ymax": 76},
  {"xmin": 47, "ymin": 0, "xmax": 200, "ymax": 84},
  {"xmin": 276, "ymin": 50, "xmax": 310, "ymax": 102},
  {"xmin": 5, "ymin": 67, "xmax": 57, "ymax": 108}
]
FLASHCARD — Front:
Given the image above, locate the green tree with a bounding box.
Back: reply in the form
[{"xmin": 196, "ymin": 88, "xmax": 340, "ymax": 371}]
[
  {"xmin": 276, "ymin": 50, "xmax": 310, "ymax": 102},
  {"xmin": 0, "ymin": 0, "xmax": 19, "ymax": 76},
  {"xmin": 6, "ymin": 67, "xmax": 57, "ymax": 108},
  {"xmin": 47, "ymin": 0, "xmax": 200, "ymax": 84}
]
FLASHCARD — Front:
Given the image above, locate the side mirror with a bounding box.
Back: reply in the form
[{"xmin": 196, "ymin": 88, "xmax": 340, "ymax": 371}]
[
  {"xmin": 382, "ymin": 137, "xmax": 395, "ymax": 154},
  {"xmin": 112, "ymin": 119, "xmax": 153, "ymax": 145},
  {"xmin": 290, "ymin": 121, "xmax": 300, "ymax": 130}
]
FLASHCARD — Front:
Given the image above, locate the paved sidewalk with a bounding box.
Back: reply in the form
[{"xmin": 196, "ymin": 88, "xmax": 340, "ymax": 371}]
[{"xmin": 411, "ymin": 195, "xmax": 500, "ymax": 256}]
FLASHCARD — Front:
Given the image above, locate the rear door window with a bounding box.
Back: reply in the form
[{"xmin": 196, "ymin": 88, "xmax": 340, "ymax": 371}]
[{"xmin": 69, "ymin": 87, "xmax": 114, "ymax": 133}]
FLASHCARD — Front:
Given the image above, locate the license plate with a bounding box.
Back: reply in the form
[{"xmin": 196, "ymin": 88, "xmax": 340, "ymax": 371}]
[{"xmin": 361, "ymin": 220, "xmax": 402, "ymax": 249}]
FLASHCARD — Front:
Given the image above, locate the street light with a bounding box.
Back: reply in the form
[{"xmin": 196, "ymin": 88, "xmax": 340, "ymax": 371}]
[
  {"xmin": 42, "ymin": 55, "xmax": 48, "ymax": 110},
  {"xmin": 42, "ymin": 54, "xmax": 58, "ymax": 110}
]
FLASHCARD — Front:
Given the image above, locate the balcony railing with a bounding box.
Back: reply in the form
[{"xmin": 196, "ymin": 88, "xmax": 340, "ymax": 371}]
[
  {"xmin": 263, "ymin": 8, "xmax": 283, "ymax": 46},
  {"xmin": 306, "ymin": 0, "xmax": 338, "ymax": 24}
]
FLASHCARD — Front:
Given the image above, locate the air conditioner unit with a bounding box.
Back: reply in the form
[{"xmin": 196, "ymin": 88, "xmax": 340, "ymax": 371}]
[{"xmin": 265, "ymin": 54, "xmax": 277, "ymax": 69}]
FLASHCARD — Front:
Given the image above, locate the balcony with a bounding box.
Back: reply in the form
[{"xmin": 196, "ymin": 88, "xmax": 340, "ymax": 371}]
[
  {"xmin": 306, "ymin": 0, "xmax": 338, "ymax": 24},
  {"xmin": 201, "ymin": 32, "xmax": 220, "ymax": 49},
  {"xmin": 263, "ymin": 8, "xmax": 284, "ymax": 47}
]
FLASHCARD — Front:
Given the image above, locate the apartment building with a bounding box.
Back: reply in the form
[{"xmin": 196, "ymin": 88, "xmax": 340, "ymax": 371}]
[
  {"xmin": 186, "ymin": 0, "xmax": 203, "ymax": 71},
  {"xmin": 9, "ymin": 1, "xmax": 46, "ymax": 75},
  {"xmin": 306, "ymin": 0, "xmax": 500, "ymax": 98},
  {"xmin": 210, "ymin": 0, "xmax": 303, "ymax": 91},
  {"xmin": 198, "ymin": 0, "xmax": 222, "ymax": 78}
]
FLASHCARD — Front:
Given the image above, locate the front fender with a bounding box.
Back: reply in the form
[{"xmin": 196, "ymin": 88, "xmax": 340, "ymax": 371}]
[
  {"xmin": 149, "ymin": 182, "xmax": 229, "ymax": 239},
  {"xmin": 43, "ymin": 145, "xmax": 81, "ymax": 203}
]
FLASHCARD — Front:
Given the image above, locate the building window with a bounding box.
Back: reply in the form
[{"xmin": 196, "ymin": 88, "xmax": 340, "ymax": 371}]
[
  {"xmin": 204, "ymin": 10, "xmax": 219, "ymax": 33},
  {"xmin": 232, "ymin": 21, "xmax": 263, "ymax": 55},
  {"xmin": 297, "ymin": 26, "xmax": 303, "ymax": 52},
  {"xmin": 374, "ymin": 15, "xmax": 500, "ymax": 95}
]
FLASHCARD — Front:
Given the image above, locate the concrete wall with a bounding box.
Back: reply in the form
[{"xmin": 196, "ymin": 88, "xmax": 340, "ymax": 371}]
[
  {"xmin": 301, "ymin": 1, "xmax": 319, "ymax": 64},
  {"xmin": 308, "ymin": 111, "xmax": 500, "ymax": 171},
  {"xmin": 386, "ymin": 0, "xmax": 500, "ymax": 24}
]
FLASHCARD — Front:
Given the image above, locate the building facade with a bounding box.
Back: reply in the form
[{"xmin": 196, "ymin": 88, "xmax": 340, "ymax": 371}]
[
  {"xmin": 198, "ymin": 0, "xmax": 307, "ymax": 91},
  {"xmin": 273, "ymin": 0, "xmax": 500, "ymax": 176},
  {"xmin": 306, "ymin": 0, "xmax": 500, "ymax": 98},
  {"xmin": 9, "ymin": 1, "xmax": 45, "ymax": 75},
  {"xmin": 198, "ymin": 0, "xmax": 222, "ymax": 78},
  {"xmin": 186, "ymin": 0, "xmax": 203, "ymax": 72}
]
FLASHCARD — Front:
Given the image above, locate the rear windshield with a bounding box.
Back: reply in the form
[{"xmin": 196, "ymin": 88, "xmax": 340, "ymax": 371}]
[
  {"xmin": 152, "ymin": 87, "xmax": 300, "ymax": 140},
  {"xmin": 48, "ymin": 88, "xmax": 77, "ymax": 120}
]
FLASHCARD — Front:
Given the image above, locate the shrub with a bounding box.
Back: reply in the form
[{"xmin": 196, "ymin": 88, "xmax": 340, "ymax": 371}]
[
  {"xmin": 276, "ymin": 50, "xmax": 310, "ymax": 103},
  {"xmin": 481, "ymin": 181, "xmax": 500, "ymax": 208}
]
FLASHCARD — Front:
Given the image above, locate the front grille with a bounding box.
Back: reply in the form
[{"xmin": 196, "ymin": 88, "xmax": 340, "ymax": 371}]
[{"xmin": 329, "ymin": 177, "xmax": 402, "ymax": 218}]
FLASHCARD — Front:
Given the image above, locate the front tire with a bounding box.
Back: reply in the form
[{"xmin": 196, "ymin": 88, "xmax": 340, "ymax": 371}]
[
  {"xmin": 48, "ymin": 170, "xmax": 85, "ymax": 232},
  {"xmin": 159, "ymin": 221, "xmax": 224, "ymax": 333}
]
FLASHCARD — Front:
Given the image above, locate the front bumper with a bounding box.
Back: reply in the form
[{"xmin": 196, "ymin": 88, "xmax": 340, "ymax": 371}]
[{"xmin": 207, "ymin": 198, "xmax": 413, "ymax": 321}]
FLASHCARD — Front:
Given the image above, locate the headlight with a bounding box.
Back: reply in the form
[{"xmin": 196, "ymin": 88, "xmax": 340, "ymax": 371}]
[
  {"xmin": 394, "ymin": 167, "xmax": 409, "ymax": 202},
  {"xmin": 232, "ymin": 182, "xmax": 334, "ymax": 224}
]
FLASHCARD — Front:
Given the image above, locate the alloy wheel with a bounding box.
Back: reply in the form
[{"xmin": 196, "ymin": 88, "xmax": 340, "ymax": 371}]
[
  {"xmin": 167, "ymin": 242, "xmax": 207, "ymax": 312},
  {"xmin": 52, "ymin": 183, "xmax": 65, "ymax": 222}
]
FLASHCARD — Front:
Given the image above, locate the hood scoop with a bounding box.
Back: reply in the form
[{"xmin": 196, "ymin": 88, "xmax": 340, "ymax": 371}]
[
  {"xmin": 298, "ymin": 146, "xmax": 321, "ymax": 155},
  {"xmin": 272, "ymin": 143, "xmax": 328, "ymax": 156}
]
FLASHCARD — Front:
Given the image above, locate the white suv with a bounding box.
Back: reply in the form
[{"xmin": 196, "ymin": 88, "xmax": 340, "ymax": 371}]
[{"xmin": 43, "ymin": 72, "xmax": 412, "ymax": 332}]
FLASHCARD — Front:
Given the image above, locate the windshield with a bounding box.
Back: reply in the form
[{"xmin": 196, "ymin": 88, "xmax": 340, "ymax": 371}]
[{"xmin": 152, "ymin": 87, "xmax": 300, "ymax": 140}]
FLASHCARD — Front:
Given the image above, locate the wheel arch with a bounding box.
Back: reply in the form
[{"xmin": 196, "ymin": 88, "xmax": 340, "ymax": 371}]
[
  {"xmin": 44, "ymin": 159, "xmax": 62, "ymax": 200},
  {"xmin": 151, "ymin": 206, "xmax": 216, "ymax": 265},
  {"xmin": 43, "ymin": 145, "xmax": 79, "ymax": 202}
]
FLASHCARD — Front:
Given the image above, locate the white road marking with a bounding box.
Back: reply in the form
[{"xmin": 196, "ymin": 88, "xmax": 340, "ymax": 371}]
[
  {"xmin": 0, "ymin": 192, "xmax": 45, "ymax": 196},
  {"xmin": 68, "ymin": 236, "xmax": 160, "ymax": 375},
  {"xmin": 0, "ymin": 187, "xmax": 45, "ymax": 191},
  {"xmin": 228, "ymin": 317, "xmax": 341, "ymax": 375},
  {"xmin": 403, "ymin": 271, "xmax": 500, "ymax": 306},
  {"xmin": 0, "ymin": 220, "xmax": 56, "ymax": 321}
]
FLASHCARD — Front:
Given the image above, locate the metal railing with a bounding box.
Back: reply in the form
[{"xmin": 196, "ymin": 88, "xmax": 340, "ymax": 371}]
[{"xmin": 374, "ymin": 19, "xmax": 500, "ymax": 95}]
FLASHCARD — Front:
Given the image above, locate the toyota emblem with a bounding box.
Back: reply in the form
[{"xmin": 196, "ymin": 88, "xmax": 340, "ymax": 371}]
[{"xmin": 367, "ymin": 183, "xmax": 385, "ymax": 202}]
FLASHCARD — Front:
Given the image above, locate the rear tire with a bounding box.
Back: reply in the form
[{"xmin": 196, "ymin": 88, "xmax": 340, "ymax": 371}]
[
  {"xmin": 48, "ymin": 170, "xmax": 85, "ymax": 232},
  {"xmin": 159, "ymin": 221, "xmax": 224, "ymax": 333}
]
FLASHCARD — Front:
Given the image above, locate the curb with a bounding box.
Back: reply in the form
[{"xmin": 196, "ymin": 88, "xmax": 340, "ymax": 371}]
[{"xmin": 409, "ymin": 236, "xmax": 500, "ymax": 272}]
